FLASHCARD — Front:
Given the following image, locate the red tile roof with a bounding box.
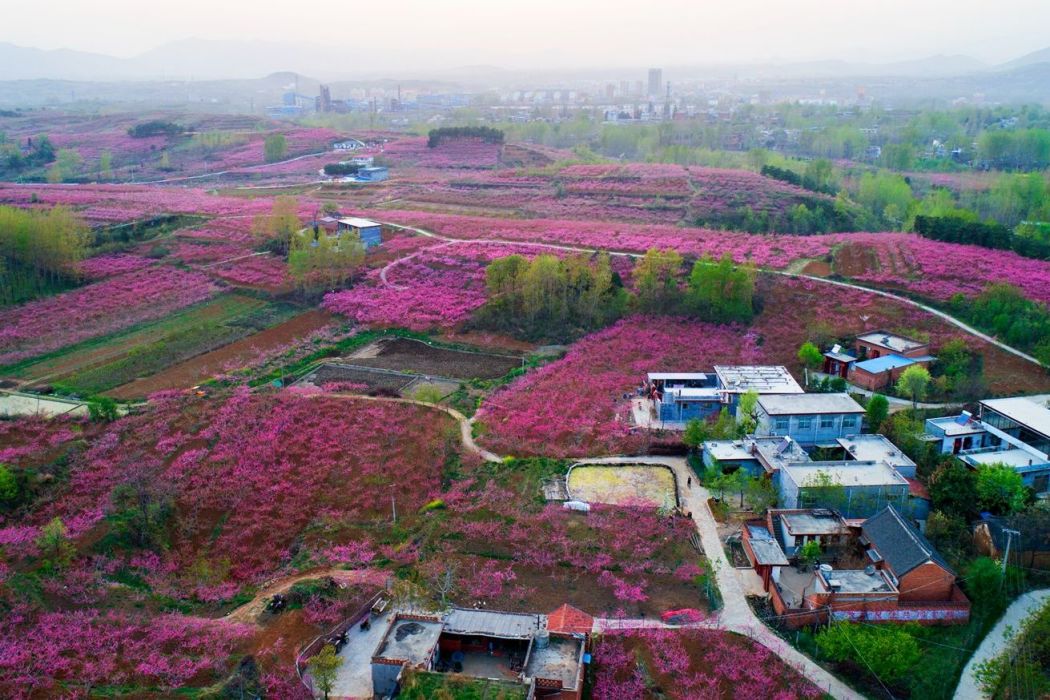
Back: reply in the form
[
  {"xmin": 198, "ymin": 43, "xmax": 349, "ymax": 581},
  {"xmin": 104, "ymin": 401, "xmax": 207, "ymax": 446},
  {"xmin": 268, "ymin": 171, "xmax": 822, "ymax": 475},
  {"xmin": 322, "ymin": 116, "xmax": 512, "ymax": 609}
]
[
  {"xmin": 547, "ymin": 604, "xmax": 593, "ymax": 635},
  {"xmin": 906, "ymin": 478, "xmax": 930, "ymax": 500}
]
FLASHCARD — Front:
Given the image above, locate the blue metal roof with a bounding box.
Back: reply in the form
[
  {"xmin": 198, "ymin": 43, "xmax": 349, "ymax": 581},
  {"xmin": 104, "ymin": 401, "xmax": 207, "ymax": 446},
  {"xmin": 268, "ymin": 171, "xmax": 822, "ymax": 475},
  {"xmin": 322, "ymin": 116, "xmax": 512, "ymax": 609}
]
[{"xmin": 854, "ymin": 354, "xmax": 915, "ymax": 373}]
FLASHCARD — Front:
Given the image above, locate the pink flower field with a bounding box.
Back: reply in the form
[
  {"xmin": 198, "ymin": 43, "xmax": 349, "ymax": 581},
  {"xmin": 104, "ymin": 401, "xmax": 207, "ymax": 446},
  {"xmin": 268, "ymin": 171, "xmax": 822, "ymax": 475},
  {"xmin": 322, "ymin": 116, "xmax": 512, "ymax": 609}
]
[
  {"xmin": 370, "ymin": 209, "xmax": 840, "ymax": 267},
  {"xmin": 210, "ymin": 253, "xmax": 290, "ymax": 290},
  {"xmin": 476, "ymin": 317, "xmax": 751, "ymax": 457},
  {"xmin": 77, "ymin": 253, "xmax": 155, "ymax": 279},
  {"xmin": 0, "ymin": 267, "xmax": 219, "ymax": 364}
]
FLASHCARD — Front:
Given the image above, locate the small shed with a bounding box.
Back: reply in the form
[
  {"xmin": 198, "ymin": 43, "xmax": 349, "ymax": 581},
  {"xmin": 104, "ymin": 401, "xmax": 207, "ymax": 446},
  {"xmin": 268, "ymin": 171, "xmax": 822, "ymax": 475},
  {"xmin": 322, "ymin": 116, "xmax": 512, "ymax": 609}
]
[{"xmin": 337, "ymin": 217, "xmax": 383, "ymax": 248}]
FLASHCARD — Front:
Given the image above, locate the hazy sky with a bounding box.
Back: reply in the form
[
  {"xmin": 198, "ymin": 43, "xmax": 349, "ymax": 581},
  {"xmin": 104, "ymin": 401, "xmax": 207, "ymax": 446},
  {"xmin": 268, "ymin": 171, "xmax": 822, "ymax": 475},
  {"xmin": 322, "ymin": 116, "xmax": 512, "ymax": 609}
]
[{"xmin": 9, "ymin": 0, "xmax": 1050, "ymax": 68}]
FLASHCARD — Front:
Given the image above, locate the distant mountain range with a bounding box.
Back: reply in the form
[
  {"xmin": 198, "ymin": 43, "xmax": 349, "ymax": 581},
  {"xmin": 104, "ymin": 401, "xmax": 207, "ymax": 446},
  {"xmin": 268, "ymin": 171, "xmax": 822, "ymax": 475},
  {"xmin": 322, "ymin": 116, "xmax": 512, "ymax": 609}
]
[{"xmin": 2, "ymin": 39, "xmax": 1050, "ymax": 83}]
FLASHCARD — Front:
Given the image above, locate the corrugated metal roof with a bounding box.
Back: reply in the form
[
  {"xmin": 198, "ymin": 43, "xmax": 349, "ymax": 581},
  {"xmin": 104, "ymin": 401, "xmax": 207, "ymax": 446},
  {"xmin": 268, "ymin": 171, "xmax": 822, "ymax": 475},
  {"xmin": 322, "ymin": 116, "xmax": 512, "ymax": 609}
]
[
  {"xmin": 443, "ymin": 609, "xmax": 541, "ymax": 639},
  {"xmin": 853, "ymin": 354, "xmax": 915, "ymax": 374}
]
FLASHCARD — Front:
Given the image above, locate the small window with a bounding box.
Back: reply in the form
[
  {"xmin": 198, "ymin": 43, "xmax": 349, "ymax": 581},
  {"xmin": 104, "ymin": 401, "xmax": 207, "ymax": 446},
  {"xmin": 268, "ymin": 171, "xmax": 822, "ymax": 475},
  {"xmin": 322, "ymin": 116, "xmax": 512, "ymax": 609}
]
[
  {"xmin": 774, "ymin": 418, "xmax": 789, "ymax": 431},
  {"xmin": 842, "ymin": 416, "xmax": 857, "ymax": 428},
  {"xmin": 820, "ymin": 416, "xmax": 835, "ymax": 428},
  {"xmin": 797, "ymin": 417, "xmax": 812, "ymax": 429}
]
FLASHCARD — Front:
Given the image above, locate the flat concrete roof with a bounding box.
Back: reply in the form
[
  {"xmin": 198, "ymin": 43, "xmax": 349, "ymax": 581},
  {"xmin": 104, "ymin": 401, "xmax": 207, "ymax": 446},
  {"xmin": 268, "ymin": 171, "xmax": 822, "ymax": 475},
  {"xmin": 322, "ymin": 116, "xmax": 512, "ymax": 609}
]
[
  {"xmin": 817, "ymin": 569, "xmax": 896, "ymax": 594},
  {"xmin": 443, "ymin": 609, "xmax": 542, "ymax": 640},
  {"xmin": 663, "ymin": 387, "xmax": 720, "ymax": 400},
  {"xmin": 758, "ymin": 393, "xmax": 864, "ymax": 416},
  {"xmin": 779, "ymin": 510, "xmax": 848, "ymax": 536},
  {"xmin": 703, "ymin": 440, "xmax": 754, "ymax": 462},
  {"xmin": 338, "ymin": 216, "xmax": 381, "ymax": 228},
  {"xmin": 981, "ymin": 396, "xmax": 1050, "ymax": 439},
  {"xmin": 856, "ymin": 331, "xmax": 927, "ymax": 354},
  {"xmin": 525, "ymin": 636, "xmax": 583, "ymax": 690},
  {"xmin": 714, "ymin": 365, "xmax": 804, "ymax": 394},
  {"xmin": 745, "ymin": 524, "xmax": 790, "ymax": 566},
  {"xmin": 648, "ymin": 372, "xmax": 708, "ymax": 381},
  {"xmin": 927, "ymin": 415, "xmax": 987, "ymax": 437},
  {"xmin": 751, "ymin": 436, "xmax": 811, "ymax": 473},
  {"xmin": 373, "ymin": 617, "xmax": 443, "ymax": 665},
  {"xmin": 963, "ymin": 448, "xmax": 1049, "ymax": 469},
  {"xmin": 838, "ymin": 434, "xmax": 916, "ymax": 470},
  {"xmin": 783, "ymin": 461, "xmax": 908, "ymax": 488}
]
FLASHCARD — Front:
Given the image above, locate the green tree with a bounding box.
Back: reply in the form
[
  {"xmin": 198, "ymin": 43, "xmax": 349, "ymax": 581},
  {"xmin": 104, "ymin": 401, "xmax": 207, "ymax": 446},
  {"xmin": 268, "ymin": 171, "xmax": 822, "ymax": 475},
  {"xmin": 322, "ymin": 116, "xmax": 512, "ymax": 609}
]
[
  {"xmin": 866, "ymin": 394, "xmax": 889, "ymax": 431},
  {"xmin": 895, "ymin": 364, "xmax": 931, "ymax": 410},
  {"xmin": 975, "ymin": 463, "xmax": 1028, "ymax": 515},
  {"xmin": 87, "ymin": 396, "xmax": 119, "ymax": 422},
  {"xmin": 36, "ymin": 516, "xmax": 75, "ymax": 572},
  {"xmin": 288, "ymin": 229, "xmax": 365, "ymax": 294},
  {"xmin": 736, "ymin": 389, "xmax": 760, "ymax": 436},
  {"xmin": 798, "ymin": 540, "xmax": 822, "ymax": 569},
  {"xmin": 683, "ymin": 418, "xmax": 708, "ymax": 451},
  {"xmin": 816, "ymin": 622, "xmax": 922, "ymax": 685},
  {"xmin": 964, "ymin": 557, "xmax": 1006, "ymax": 619},
  {"xmin": 801, "ymin": 470, "xmax": 847, "ymax": 512},
  {"xmin": 264, "ymin": 133, "xmax": 288, "ymax": 163},
  {"xmin": 929, "ymin": 461, "xmax": 979, "ymax": 520},
  {"xmin": 308, "ymin": 644, "xmax": 342, "ymax": 699},
  {"xmin": 251, "ymin": 196, "xmax": 301, "ymax": 252},
  {"xmin": 98, "ymin": 150, "xmax": 112, "ymax": 179},
  {"xmin": 634, "ymin": 248, "xmax": 683, "ymax": 313},
  {"xmin": 0, "ymin": 464, "xmax": 20, "ymax": 507},
  {"xmin": 686, "ymin": 253, "xmax": 755, "ymax": 323},
  {"xmin": 746, "ymin": 475, "xmax": 777, "ymax": 512},
  {"xmin": 797, "ymin": 341, "xmax": 823, "ymax": 387}
]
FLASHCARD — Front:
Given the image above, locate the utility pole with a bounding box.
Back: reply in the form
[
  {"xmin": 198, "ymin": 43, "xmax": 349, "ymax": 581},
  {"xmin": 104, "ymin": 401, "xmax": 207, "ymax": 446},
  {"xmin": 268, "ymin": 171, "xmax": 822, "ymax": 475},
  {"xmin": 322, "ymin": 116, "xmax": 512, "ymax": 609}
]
[
  {"xmin": 391, "ymin": 494, "xmax": 397, "ymax": 524},
  {"xmin": 1002, "ymin": 528, "xmax": 1021, "ymax": 582}
]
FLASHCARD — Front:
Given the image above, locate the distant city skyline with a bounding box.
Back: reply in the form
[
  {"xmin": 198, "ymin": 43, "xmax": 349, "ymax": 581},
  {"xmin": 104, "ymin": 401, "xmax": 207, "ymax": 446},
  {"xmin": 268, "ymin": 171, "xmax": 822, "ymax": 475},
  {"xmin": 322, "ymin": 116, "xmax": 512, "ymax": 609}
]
[{"xmin": 6, "ymin": 0, "xmax": 1050, "ymax": 72}]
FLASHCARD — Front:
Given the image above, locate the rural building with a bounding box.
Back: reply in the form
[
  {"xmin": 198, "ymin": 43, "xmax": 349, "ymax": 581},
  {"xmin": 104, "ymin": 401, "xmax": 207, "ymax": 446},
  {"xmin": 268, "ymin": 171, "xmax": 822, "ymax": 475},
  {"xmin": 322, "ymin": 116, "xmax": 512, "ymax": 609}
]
[
  {"xmin": 847, "ymin": 330, "xmax": 936, "ymax": 392},
  {"xmin": 357, "ymin": 165, "xmax": 389, "ymax": 182},
  {"xmin": 743, "ymin": 505, "xmax": 970, "ymax": 627},
  {"xmin": 925, "ymin": 396, "xmax": 1050, "ymax": 493},
  {"xmin": 369, "ymin": 606, "xmax": 587, "ymax": 700},
  {"xmin": 861, "ymin": 505, "xmax": 962, "ymax": 604},
  {"xmin": 975, "ymin": 515, "xmax": 1050, "ymax": 571},
  {"xmin": 822, "ymin": 344, "xmax": 857, "ymax": 379},
  {"xmin": 753, "ymin": 393, "xmax": 866, "ymax": 446},
  {"xmin": 701, "ymin": 435, "xmax": 810, "ymax": 477},
  {"xmin": 778, "ymin": 461, "xmax": 909, "ymax": 518},
  {"xmin": 333, "ymin": 138, "xmax": 367, "ymax": 150},
  {"xmin": 646, "ymin": 372, "xmax": 722, "ymax": 423},
  {"xmin": 336, "ymin": 217, "xmax": 383, "ymax": 248},
  {"xmin": 713, "ymin": 366, "xmax": 805, "ymax": 417},
  {"xmin": 837, "ymin": 434, "xmax": 917, "ymax": 478}
]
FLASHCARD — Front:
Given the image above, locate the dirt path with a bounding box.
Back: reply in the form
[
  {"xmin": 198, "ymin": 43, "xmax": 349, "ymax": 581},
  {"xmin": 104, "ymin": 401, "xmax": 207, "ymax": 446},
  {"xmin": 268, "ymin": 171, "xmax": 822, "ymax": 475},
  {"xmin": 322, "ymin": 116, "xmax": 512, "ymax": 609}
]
[
  {"xmin": 224, "ymin": 567, "xmax": 389, "ymax": 625},
  {"xmin": 954, "ymin": 588, "xmax": 1050, "ymax": 700},
  {"xmin": 560, "ymin": 456, "xmax": 863, "ymax": 700},
  {"xmin": 132, "ymin": 151, "xmax": 328, "ymax": 185},
  {"xmin": 378, "ymin": 221, "xmax": 1045, "ymax": 369}
]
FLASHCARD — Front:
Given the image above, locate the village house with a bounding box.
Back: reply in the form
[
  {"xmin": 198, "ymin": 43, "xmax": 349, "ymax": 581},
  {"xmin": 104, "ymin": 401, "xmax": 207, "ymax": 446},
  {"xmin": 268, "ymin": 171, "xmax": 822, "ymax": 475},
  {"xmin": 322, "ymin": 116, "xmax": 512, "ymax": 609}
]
[
  {"xmin": 641, "ymin": 366, "xmax": 803, "ymax": 428},
  {"xmin": 741, "ymin": 505, "xmax": 970, "ymax": 627},
  {"xmin": 336, "ymin": 217, "xmax": 384, "ymax": 248},
  {"xmin": 778, "ymin": 461, "xmax": 910, "ymax": 519},
  {"xmin": 370, "ymin": 606, "xmax": 589, "ymax": 699},
  {"xmin": 925, "ymin": 395, "xmax": 1050, "ymax": 493},
  {"xmin": 847, "ymin": 330, "xmax": 936, "ymax": 392},
  {"xmin": 752, "ymin": 393, "xmax": 866, "ymax": 447},
  {"xmin": 357, "ymin": 165, "xmax": 389, "ymax": 182}
]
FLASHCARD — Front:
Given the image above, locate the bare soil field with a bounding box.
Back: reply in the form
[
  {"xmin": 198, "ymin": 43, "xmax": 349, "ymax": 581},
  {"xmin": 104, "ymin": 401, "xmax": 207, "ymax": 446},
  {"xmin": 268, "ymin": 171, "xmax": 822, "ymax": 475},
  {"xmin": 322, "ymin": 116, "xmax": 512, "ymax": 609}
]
[
  {"xmin": 800, "ymin": 260, "xmax": 832, "ymax": 276},
  {"xmin": 346, "ymin": 337, "xmax": 522, "ymax": 380},
  {"xmin": 106, "ymin": 309, "xmax": 334, "ymax": 398},
  {"xmin": 567, "ymin": 465, "xmax": 678, "ymax": 508},
  {"xmin": 304, "ymin": 363, "xmax": 419, "ymax": 393}
]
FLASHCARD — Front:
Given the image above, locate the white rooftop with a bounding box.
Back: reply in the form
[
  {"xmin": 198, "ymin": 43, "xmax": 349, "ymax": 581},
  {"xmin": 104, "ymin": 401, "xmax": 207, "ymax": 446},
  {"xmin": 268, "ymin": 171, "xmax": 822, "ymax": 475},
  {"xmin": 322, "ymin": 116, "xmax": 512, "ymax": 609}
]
[
  {"xmin": 664, "ymin": 387, "xmax": 720, "ymax": 399},
  {"xmin": 981, "ymin": 396, "xmax": 1050, "ymax": 439},
  {"xmin": 927, "ymin": 415, "xmax": 988, "ymax": 437},
  {"xmin": 783, "ymin": 461, "xmax": 908, "ymax": 488},
  {"xmin": 837, "ymin": 434, "xmax": 916, "ymax": 470},
  {"xmin": 338, "ymin": 217, "xmax": 381, "ymax": 228},
  {"xmin": 703, "ymin": 440, "xmax": 754, "ymax": 462},
  {"xmin": 856, "ymin": 331, "xmax": 927, "ymax": 354},
  {"xmin": 648, "ymin": 372, "xmax": 708, "ymax": 381},
  {"xmin": 758, "ymin": 393, "xmax": 865, "ymax": 416},
  {"xmin": 964, "ymin": 447, "xmax": 1049, "ymax": 470},
  {"xmin": 713, "ymin": 365, "xmax": 804, "ymax": 394}
]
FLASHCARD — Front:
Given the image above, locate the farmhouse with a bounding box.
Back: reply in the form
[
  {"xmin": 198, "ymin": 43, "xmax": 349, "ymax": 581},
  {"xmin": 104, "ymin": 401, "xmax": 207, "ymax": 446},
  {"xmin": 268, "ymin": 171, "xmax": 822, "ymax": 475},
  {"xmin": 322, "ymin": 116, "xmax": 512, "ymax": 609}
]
[
  {"xmin": 641, "ymin": 366, "xmax": 803, "ymax": 428},
  {"xmin": 741, "ymin": 505, "xmax": 970, "ymax": 627},
  {"xmin": 925, "ymin": 395, "xmax": 1050, "ymax": 493},
  {"xmin": 847, "ymin": 330, "xmax": 936, "ymax": 392},
  {"xmin": 836, "ymin": 434, "xmax": 917, "ymax": 478},
  {"xmin": 369, "ymin": 606, "xmax": 588, "ymax": 700},
  {"xmin": 753, "ymin": 393, "xmax": 866, "ymax": 446},
  {"xmin": 713, "ymin": 365, "xmax": 804, "ymax": 416},
  {"xmin": 779, "ymin": 461, "xmax": 909, "ymax": 519},
  {"xmin": 333, "ymin": 138, "xmax": 366, "ymax": 151},
  {"xmin": 357, "ymin": 165, "xmax": 389, "ymax": 182},
  {"xmin": 701, "ymin": 435, "xmax": 810, "ymax": 477},
  {"xmin": 336, "ymin": 217, "xmax": 383, "ymax": 248}
]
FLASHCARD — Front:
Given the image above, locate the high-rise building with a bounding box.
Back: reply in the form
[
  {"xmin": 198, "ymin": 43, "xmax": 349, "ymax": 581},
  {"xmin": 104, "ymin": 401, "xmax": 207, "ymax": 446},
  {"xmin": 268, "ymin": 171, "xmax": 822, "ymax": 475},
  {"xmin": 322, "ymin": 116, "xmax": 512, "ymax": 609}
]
[
  {"xmin": 647, "ymin": 68, "xmax": 663, "ymax": 97},
  {"xmin": 619, "ymin": 80, "xmax": 630, "ymax": 98}
]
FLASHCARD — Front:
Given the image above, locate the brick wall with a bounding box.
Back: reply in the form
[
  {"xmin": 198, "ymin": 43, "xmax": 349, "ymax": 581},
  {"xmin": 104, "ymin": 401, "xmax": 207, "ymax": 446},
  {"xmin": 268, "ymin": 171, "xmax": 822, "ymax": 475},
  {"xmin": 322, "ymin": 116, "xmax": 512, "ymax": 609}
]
[{"xmin": 898, "ymin": 562, "xmax": 956, "ymax": 602}]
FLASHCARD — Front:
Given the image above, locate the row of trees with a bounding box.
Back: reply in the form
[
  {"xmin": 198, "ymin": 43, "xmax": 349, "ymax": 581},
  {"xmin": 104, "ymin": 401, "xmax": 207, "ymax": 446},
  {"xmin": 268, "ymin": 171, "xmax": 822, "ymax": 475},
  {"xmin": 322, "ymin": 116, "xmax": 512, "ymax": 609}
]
[
  {"xmin": 472, "ymin": 249, "xmax": 756, "ymax": 341},
  {"xmin": 0, "ymin": 205, "xmax": 89, "ymax": 305},
  {"xmin": 915, "ymin": 214, "xmax": 1050, "ymax": 261},
  {"xmin": 427, "ymin": 126, "xmax": 504, "ymax": 147}
]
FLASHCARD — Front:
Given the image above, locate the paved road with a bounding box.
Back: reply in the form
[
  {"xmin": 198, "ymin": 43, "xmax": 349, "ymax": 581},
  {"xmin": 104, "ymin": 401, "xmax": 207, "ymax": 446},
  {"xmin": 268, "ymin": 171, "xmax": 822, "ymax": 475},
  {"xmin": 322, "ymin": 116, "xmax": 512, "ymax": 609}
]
[
  {"xmin": 378, "ymin": 221, "xmax": 1045, "ymax": 369},
  {"xmin": 954, "ymin": 588, "xmax": 1050, "ymax": 700},
  {"xmin": 571, "ymin": 457, "xmax": 864, "ymax": 699}
]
